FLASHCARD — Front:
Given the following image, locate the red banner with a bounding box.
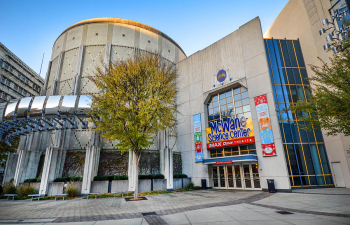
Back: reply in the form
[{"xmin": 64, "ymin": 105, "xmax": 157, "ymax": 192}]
[
  {"xmin": 216, "ymin": 161, "xmax": 233, "ymax": 165},
  {"xmin": 207, "ymin": 137, "xmax": 255, "ymax": 149}
]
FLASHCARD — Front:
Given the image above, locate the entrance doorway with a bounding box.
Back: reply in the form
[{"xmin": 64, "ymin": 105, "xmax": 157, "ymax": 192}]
[{"xmin": 212, "ymin": 163, "xmax": 261, "ymax": 190}]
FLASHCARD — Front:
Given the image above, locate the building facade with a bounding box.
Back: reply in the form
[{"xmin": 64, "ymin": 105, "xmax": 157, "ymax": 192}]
[
  {"xmin": 2, "ymin": 0, "xmax": 349, "ymax": 193},
  {"xmin": 0, "ymin": 42, "xmax": 44, "ymax": 102}
]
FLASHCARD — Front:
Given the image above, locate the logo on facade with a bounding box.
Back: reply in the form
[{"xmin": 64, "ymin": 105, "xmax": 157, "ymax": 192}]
[
  {"xmin": 217, "ymin": 69, "xmax": 227, "ymax": 82},
  {"xmin": 206, "ymin": 116, "xmax": 255, "ymax": 149}
]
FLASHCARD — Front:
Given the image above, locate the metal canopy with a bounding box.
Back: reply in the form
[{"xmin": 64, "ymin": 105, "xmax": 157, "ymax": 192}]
[{"xmin": 0, "ymin": 95, "xmax": 92, "ymax": 146}]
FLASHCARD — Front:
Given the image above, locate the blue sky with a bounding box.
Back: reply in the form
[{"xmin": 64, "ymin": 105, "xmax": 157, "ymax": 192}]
[{"xmin": 0, "ymin": 0, "xmax": 288, "ymax": 78}]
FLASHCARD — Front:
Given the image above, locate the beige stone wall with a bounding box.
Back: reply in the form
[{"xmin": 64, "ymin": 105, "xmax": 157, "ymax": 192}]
[{"xmin": 265, "ymin": 0, "xmax": 350, "ymax": 188}]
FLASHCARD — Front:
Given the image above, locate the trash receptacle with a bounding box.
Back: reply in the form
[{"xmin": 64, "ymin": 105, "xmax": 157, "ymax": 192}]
[
  {"xmin": 267, "ymin": 179, "xmax": 276, "ymax": 193},
  {"xmin": 201, "ymin": 179, "xmax": 207, "ymax": 189}
]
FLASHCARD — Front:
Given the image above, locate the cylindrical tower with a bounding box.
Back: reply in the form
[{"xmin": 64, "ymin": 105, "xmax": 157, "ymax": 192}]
[{"xmin": 13, "ymin": 18, "xmax": 186, "ymax": 194}]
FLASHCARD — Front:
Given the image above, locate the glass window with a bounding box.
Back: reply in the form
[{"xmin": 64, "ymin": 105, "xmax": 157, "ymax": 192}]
[
  {"xmin": 293, "ymin": 41, "xmax": 305, "ymax": 67},
  {"xmin": 224, "ymin": 148, "xmax": 232, "ymax": 156},
  {"xmin": 273, "ymin": 40, "xmax": 283, "ymax": 67},
  {"xmin": 242, "ymin": 98, "xmax": 249, "ymax": 106},
  {"xmin": 272, "ymin": 68, "xmax": 281, "ymax": 84},
  {"xmin": 300, "ymin": 69, "xmax": 309, "ymax": 85},
  {"xmin": 286, "ymin": 68, "xmax": 295, "ymax": 84},
  {"xmin": 293, "ymin": 69, "xmax": 302, "ymax": 84},
  {"xmin": 241, "ymin": 91, "xmax": 249, "ymax": 99},
  {"xmin": 280, "ymin": 40, "xmax": 291, "ymax": 67},
  {"xmin": 287, "ymin": 40, "xmax": 298, "ymax": 67},
  {"xmin": 267, "ymin": 39, "xmax": 277, "ymax": 67}
]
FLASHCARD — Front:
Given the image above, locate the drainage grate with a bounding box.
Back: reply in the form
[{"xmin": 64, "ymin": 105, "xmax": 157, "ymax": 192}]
[
  {"xmin": 276, "ymin": 211, "xmax": 293, "ymax": 215},
  {"xmin": 142, "ymin": 212, "xmax": 156, "ymax": 216}
]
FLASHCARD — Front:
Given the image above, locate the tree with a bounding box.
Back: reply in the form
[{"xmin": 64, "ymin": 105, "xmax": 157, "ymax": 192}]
[
  {"xmin": 0, "ymin": 135, "xmax": 19, "ymax": 162},
  {"xmin": 90, "ymin": 53, "xmax": 178, "ymax": 199},
  {"xmin": 289, "ymin": 39, "xmax": 350, "ymax": 136}
]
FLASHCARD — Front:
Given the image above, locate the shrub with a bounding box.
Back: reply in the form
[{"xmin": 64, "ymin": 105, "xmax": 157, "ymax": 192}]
[
  {"xmin": 94, "ymin": 175, "xmax": 129, "ymax": 181},
  {"xmin": 138, "ymin": 175, "xmax": 153, "ymax": 180},
  {"xmin": 10, "ymin": 178, "xmax": 14, "ymax": 183},
  {"xmin": 54, "ymin": 177, "xmax": 82, "ymax": 182},
  {"xmin": 65, "ymin": 182, "xmax": 78, "ymax": 198},
  {"xmin": 187, "ymin": 182, "xmax": 195, "ymax": 189},
  {"xmin": 17, "ymin": 186, "xmax": 36, "ymax": 196},
  {"xmin": 174, "ymin": 174, "xmax": 188, "ymax": 178},
  {"xmin": 24, "ymin": 178, "xmax": 41, "ymax": 183},
  {"xmin": 153, "ymin": 174, "xmax": 165, "ymax": 179},
  {"xmin": 3, "ymin": 183, "xmax": 17, "ymax": 194}
]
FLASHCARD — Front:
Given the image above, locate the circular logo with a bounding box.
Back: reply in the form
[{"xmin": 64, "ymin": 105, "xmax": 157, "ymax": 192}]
[
  {"xmin": 196, "ymin": 155, "xmax": 202, "ymax": 160},
  {"xmin": 264, "ymin": 147, "xmax": 273, "ymax": 154},
  {"xmin": 217, "ymin": 70, "xmax": 227, "ymax": 82}
]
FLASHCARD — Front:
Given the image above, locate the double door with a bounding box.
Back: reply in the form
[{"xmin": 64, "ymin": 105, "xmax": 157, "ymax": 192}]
[{"xmin": 212, "ymin": 163, "xmax": 261, "ymax": 190}]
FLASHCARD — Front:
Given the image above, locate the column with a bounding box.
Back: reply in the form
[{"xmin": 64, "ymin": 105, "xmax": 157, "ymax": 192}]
[
  {"xmin": 81, "ymin": 131, "xmax": 101, "ymax": 194},
  {"xmin": 38, "ymin": 146, "xmax": 66, "ymax": 195},
  {"xmin": 160, "ymin": 130, "xmax": 174, "ymax": 191},
  {"xmin": 13, "ymin": 150, "xmax": 41, "ymax": 186},
  {"xmin": 128, "ymin": 151, "xmax": 136, "ymax": 192},
  {"xmin": 2, "ymin": 153, "xmax": 18, "ymax": 184},
  {"xmin": 72, "ymin": 45, "xmax": 85, "ymax": 95}
]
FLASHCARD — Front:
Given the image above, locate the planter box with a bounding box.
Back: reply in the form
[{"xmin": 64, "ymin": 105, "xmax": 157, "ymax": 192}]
[
  {"xmin": 111, "ymin": 180, "xmax": 128, "ymax": 193},
  {"xmin": 48, "ymin": 182, "xmax": 64, "ymax": 196},
  {"xmin": 69, "ymin": 181, "xmax": 82, "ymax": 195},
  {"xmin": 19, "ymin": 182, "xmax": 41, "ymax": 194},
  {"xmin": 173, "ymin": 178, "xmax": 191, "ymax": 190},
  {"xmin": 153, "ymin": 179, "xmax": 167, "ymax": 191},
  {"xmin": 91, "ymin": 181, "xmax": 109, "ymax": 194},
  {"xmin": 138, "ymin": 179, "xmax": 151, "ymax": 193}
]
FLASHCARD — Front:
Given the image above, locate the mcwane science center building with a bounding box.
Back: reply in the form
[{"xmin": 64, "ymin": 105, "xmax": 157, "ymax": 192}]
[{"xmin": 2, "ymin": 0, "xmax": 350, "ymax": 193}]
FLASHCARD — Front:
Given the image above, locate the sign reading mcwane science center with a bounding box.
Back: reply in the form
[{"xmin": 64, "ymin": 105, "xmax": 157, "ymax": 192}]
[
  {"xmin": 206, "ymin": 117, "xmax": 255, "ymax": 149},
  {"xmin": 193, "ymin": 114, "xmax": 204, "ymax": 162},
  {"xmin": 254, "ymin": 94, "xmax": 277, "ymax": 156}
]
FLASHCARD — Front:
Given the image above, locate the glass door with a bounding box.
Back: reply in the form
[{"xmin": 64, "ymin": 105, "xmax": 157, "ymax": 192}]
[
  {"xmin": 252, "ymin": 163, "xmax": 261, "ymax": 189},
  {"xmin": 227, "ymin": 166, "xmax": 234, "ymax": 188},
  {"xmin": 213, "ymin": 166, "xmax": 219, "ymax": 188},
  {"xmin": 243, "ymin": 164, "xmax": 252, "ymax": 188},
  {"xmin": 219, "ymin": 166, "xmax": 226, "ymax": 188},
  {"xmin": 234, "ymin": 165, "xmax": 243, "ymax": 188}
]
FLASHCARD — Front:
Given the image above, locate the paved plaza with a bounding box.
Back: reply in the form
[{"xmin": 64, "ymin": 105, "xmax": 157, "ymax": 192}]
[{"xmin": 0, "ymin": 189, "xmax": 350, "ymax": 224}]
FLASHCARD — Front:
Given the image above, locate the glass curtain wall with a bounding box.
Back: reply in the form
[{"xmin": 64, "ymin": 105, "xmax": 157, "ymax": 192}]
[{"xmin": 264, "ymin": 38, "xmax": 333, "ymax": 188}]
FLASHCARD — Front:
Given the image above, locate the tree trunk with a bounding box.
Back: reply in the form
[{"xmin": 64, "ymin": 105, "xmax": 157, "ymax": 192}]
[{"xmin": 134, "ymin": 151, "xmax": 140, "ymax": 199}]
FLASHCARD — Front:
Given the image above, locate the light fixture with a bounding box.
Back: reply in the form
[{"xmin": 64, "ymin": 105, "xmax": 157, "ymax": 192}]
[
  {"xmin": 322, "ymin": 19, "xmax": 329, "ymax": 26},
  {"xmin": 326, "ymin": 33, "xmax": 333, "ymax": 42},
  {"xmin": 319, "ymin": 28, "xmax": 326, "ymax": 35},
  {"xmin": 324, "ymin": 43, "xmax": 330, "ymax": 50}
]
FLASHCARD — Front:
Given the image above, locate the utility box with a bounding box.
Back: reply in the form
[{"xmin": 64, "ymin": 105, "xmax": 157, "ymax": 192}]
[{"xmin": 267, "ymin": 179, "xmax": 276, "ymax": 193}]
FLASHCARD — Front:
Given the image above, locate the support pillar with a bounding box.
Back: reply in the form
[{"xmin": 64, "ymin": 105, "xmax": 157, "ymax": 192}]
[
  {"xmin": 39, "ymin": 147, "xmax": 66, "ymax": 195},
  {"xmin": 2, "ymin": 153, "xmax": 18, "ymax": 184},
  {"xmin": 160, "ymin": 130, "xmax": 173, "ymax": 191},
  {"xmin": 81, "ymin": 145, "xmax": 101, "ymax": 194},
  {"xmin": 13, "ymin": 150, "xmax": 42, "ymax": 186},
  {"xmin": 128, "ymin": 151, "xmax": 136, "ymax": 192}
]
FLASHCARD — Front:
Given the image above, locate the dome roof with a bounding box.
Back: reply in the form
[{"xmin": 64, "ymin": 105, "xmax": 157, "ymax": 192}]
[{"xmin": 56, "ymin": 17, "xmax": 185, "ymax": 56}]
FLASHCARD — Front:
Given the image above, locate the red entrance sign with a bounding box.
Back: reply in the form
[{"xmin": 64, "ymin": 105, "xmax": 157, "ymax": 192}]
[
  {"xmin": 207, "ymin": 137, "xmax": 255, "ymax": 149},
  {"xmin": 215, "ymin": 161, "xmax": 233, "ymax": 165}
]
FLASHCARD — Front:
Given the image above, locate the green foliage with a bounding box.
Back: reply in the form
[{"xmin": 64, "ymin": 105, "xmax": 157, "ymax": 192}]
[
  {"xmin": 152, "ymin": 174, "xmax": 165, "ymax": 179},
  {"xmin": 289, "ymin": 37, "xmax": 350, "ymax": 136},
  {"xmin": 93, "ymin": 174, "xmax": 164, "ymax": 181},
  {"xmin": 2, "ymin": 183, "xmax": 17, "ymax": 194},
  {"xmin": 54, "ymin": 176, "xmax": 83, "ymax": 182},
  {"xmin": 65, "ymin": 182, "xmax": 78, "ymax": 198},
  {"xmin": 0, "ymin": 136, "xmax": 19, "ymax": 161},
  {"xmin": 17, "ymin": 186, "xmax": 36, "ymax": 196},
  {"xmin": 186, "ymin": 182, "xmax": 195, "ymax": 189},
  {"xmin": 90, "ymin": 53, "xmax": 178, "ymax": 154},
  {"xmin": 9, "ymin": 178, "xmax": 14, "ymax": 183},
  {"xmin": 173, "ymin": 174, "xmax": 188, "ymax": 178},
  {"xmin": 24, "ymin": 178, "xmax": 41, "ymax": 183}
]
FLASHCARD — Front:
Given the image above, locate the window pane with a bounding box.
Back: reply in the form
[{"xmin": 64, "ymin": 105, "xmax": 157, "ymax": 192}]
[
  {"xmin": 287, "ymin": 144, "xmax": 299, "ymax": 175},
  {"xmin": 213, "ymin": 95, "xmax": 218, "ymax": 102},
  {"xmin": 236, "ymin": 107, "xmax": 243, "ymax": 114},
  {"xmin": 209, "ymin": 109, "xmax": 214, "ymax": 115},
  {"xmin": 227, "ymin": 96, "xmax": 233, "ymax": 103},
  {"xmin": 234, "ymin": 94, "xmax": 241, "ymax": 101},
  {"xmin": 213, "ymin": 101, "xmax": 219, "ymax": 107},
  {"xmin": 280, "ymin": 40, "xmax": 291, "ymax": 67},
  {"xmin": 295, "ymin": 144, "xmax": 306, "ymax": 175},
  {"xmin": 300, "ymin": 69, "xmax": 309, "ymax": 85},
  {"xmin": 302, "ymin": 144, "xmax": 315, "ymax": 175},
  {"xmin": 286, "ymin": 68, "xmax": 295, "ymax": 84},
  {"xmin": 272, "ymin": 68, "xmax": 281, "ymax": 84},
  {"xmin": 243, "ymin": 105, "xmax": 250, "ymax": 113},
  {"xmin": 290, "ymin": 122, "xmax": 300, "ymax": 143},
  {"xmin": 233, "ymin": 88, "xmax": 240, "ymax": 95},
  {"xmin": 287, "ymin": 40, "xmax": 298, "ymax": 67},
  {"xmin": 267, "ymin": 39, "xmax": 277, "ymax": 67},
  {"xmin": 235, "ymin": 101, "xmax": 242, "ymax": 107},
  {"xmin": 219, "ymin": 92, "xmax": 225, "ymax": 100},
  {"xmin": 273, "ymin": 40, "xmax": 283, "ymax": 67},
  {"xmin": 241, "ymin": 92, "xmax": 249, "ymax": 99},
  {"xmin": 290, "ymin": 85, "xmax": 298, "ymax": 103},
  {"xmin": 208, "ymin": 115, "xmax": 214, "ymax": 121},
  {"xmin": 242, "ymin": 98, "xmax": 250, "ymax": 105},
  {"xmin": 227, "ymin": 103, "xmax": 233, "ymax": 109},
  {"xmin": 220, "ymin": 99, "xmax": 226, "ymax": 105},
  {"xmin": 314, "ymin": 129, "xmax": 324, "ymax": 142},
  {"xmin": 269, "ymin": 68, "xmax": 274, "ymax": 85},
  {"xmin": 282, "ymin": 85, "xmax": 290, "ymax": 103},
  {"xmin": 283, "ymin": 123, "xmax": 293, "ymax": 143},
  {"xmin": 318, "ymin": 144, "xmax": 330, "ymax": 175},
  {"xmin": 293, "ymin": 69, "xmax": 302, "ymax": 84},
  {"xmin": 244, "ymin": 112, "xmax": 251, "ymax": 119},
  {"xmin": 275, "ymin": 85, "xmax": 284, "ymax": 103},
  {"xmin": 224, "ymin": 148, "xmax": 232, "ymax": 156},
  {"xmin": 279, "ymin": 68, "xmax": 288, "ymax": 84},
  {"xmin": 293, "ymin": 41, "xmax": 305, "ymax": 67},
  {"xmin": 298, "ymin": 122, "xmax": 308, "ymax": 143},
  {"xmin": 226, "ymin": 90, "xmax": 232, "ymax": 97}
]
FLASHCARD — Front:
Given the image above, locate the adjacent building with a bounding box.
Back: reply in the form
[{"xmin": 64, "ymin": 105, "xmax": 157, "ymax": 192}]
[{"xmin": 0, "ymin": 42, "xmax": 44, "ymax": 102}]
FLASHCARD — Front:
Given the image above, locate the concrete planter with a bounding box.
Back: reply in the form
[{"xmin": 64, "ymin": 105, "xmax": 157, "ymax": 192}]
[
  {"xmin": 153, "ymin": 179, "xmax": 167, "ymax": 191},
  {"xmin": 91, "ymin": 181, "xmax": 109, "ymax": 194},
  {"xmin": 138, "ymin": 179, "xmax": 152, "ymax": 193},
  {"xmin": 173, "ymin": 178, "xmax": 191, "ymax": 190},
  {"xmin": 19, "ymin": 182, "xmax": 41, "ymax": 194},
  {"xmin": 111, "ymin": 180, "xmax": 128, "ymax": 193},
  {"xmin": 48, "ymin": 182, "xmax": 64, "ymax": 196},
  {"xmin": 69, "ymin": 181, "xmax": 82, "ymax": 195}
]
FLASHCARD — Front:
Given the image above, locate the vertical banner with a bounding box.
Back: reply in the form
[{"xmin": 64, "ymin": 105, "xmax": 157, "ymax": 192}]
[
  {"xmin": 254, "ymin": 94, "xmax": 277, "ymax": 156},
  {"xmin": 193, "ymin": 114, "xmax": 204, "ymax": 162}
]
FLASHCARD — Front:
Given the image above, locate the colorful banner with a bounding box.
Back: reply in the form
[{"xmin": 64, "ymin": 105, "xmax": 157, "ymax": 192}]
[
  {"xmin": 193, "ymin": 114, "xmax": 204, "ymax": 162},
  {"xmin": 206, "ymin": 117, "xmax": 255, "ymax": 149},
  {"xmin": 254, "ymin": 94, "xmax": 277, "ymax": 156}
]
